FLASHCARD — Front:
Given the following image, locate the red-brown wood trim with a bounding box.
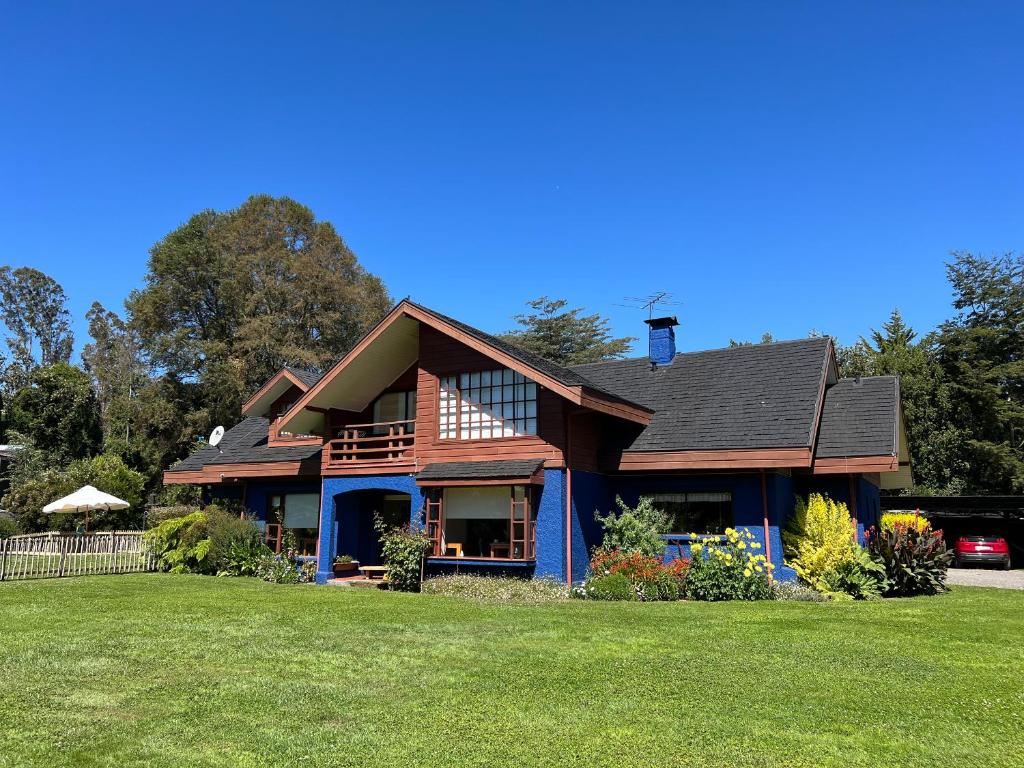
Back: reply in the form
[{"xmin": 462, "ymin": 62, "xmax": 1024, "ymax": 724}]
[
  {"xmin": 321, "ymin": 462, "xmax": 416, "ymax": 477},
  {"xmin": 163, "ymin": 460, "xmax": 320, "ymax": 484},
  {"xmin": 617, "ymin": 447, "xmax": 813, "ymax": 471},
  {"xmin": 416, "ymin": 476, "xmax": 543, "ymax": 487},
  {"xmin": 281, "ymin": 299, "xmax": 651, "ymax": 433},
  {"xmin": 760, "ymin": 470, "xmax": 773, "ymax": 580},
  {"xmin": 403, "ymin": 303, "xmax": 651, "ymax": 426},
  {"xmin": 807, "ymin": 339, "xmax": 836, "ymax": 457},
  {"xmin": 812, "ymin": 455, "xmax": 899, "ymax": 474},
  {"xmin": 241, "ymin": 368, "xmax": 310, "ymax": 415}
]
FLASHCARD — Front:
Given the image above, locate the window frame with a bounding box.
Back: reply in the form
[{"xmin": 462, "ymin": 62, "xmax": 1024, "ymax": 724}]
[
  {"xmin": 426, "ymin": 485, "xmax": 536, "ymax": 561},
  {"xmin": 371, "ymin": 390, "xmax": 417, "ymax": 434},
  {"xmin": 650, "ymin": 491, "xmax": 734, "ymax": 537},
  {"xmin": 436, "ymin": 368, "xmax": 538, "ymax": 441}
]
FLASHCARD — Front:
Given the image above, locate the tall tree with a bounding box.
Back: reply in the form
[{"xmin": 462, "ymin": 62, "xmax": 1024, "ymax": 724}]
[
  {"xmin": 126, "ymin": 195, "xmax": 391, "ymax": 461},
  {"xmin": 934, "ymin": 252, "xmax": 1024, "ymax": 493},
  {"xmin": 501, "ymin": 297, "xmax": 636, "ymax": 365},
  {"xmin": 843, "ymin": 309, "xmax": 968, "ymax": 494},
  {"xmin": 82, "ymin": 302, "xmax": 148, "ymax": 458},
  {"xmin": 0, "ymin": 266, "xmax": 74, "ymax": 390},
  {"xmin": 7, "ymin": 363, "xmax": 103, "ymax": 465}
]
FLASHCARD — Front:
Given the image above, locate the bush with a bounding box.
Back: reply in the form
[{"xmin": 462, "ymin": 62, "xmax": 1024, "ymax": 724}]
[
  {"xmin": 685, "ymin": 529, "xmax": 774, "ymax": 601},
  {"xmin": 421, "ymin": 575, "xmax": 569, "ymax": 603},
  {"xmin": 375, "ymin": 515, "xmax": 432, "ymax": 592},
  {"xmin": 146, "ymin": 506, "xmax": 195, "ymax": 528},
  {"xmin": 880, "ymin": 512, "xmax": 931, "ymax": 534},
  {"xmin": 580, "ymin": 572, "xmax": 637, "ymax": 601},
  {"xmin": 867, "ymin": 522, "xmax": 953, "ymax": 596},
  {"xmin": 772, "ymin": 581, "xmax": 831, "ymax": 602},
  {"xmin": 256, "ymin": 553, "xmax": 301, "ymax": 584},
  {"xmin": 594, "ymin": 496, "xmax": 668, "ymax": 558},
  {"xmin": 0, "ymin": 517, "xmax": 21, "ymax": 538},
  {"xmin": 783, "ymin": 493, "xmax": 856, "ymax": 591},
  {"xmin": 145, "ymin": 504, "xmax": 261, "ymax": 575},
  {"xmin": 582, "ymin": 548, "xmax": 689, "ymax": 601},
  {"xmin": 819, "ymin": 547, "xmax": 886, "ymax": 600},
  {"xmin": 220, "ymin": 539, "xmax": 272, "ymax": 577}
]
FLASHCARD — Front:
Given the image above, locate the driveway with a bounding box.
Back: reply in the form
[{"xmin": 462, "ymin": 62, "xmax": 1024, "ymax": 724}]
[{"xmin": 946, "ymin": 567, "xmax": 1024, "ymax": 590}]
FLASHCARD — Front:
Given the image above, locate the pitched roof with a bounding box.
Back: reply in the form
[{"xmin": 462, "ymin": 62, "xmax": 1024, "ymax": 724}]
[
  {"xmin": 570, "ymin": 337, "xmax": 832, "ymax": 452},
  {"xmin": 283, "ymin": 366, "xmax": 322, "ymax": 389},
  {"xmin": 815, "ymin": 376, "xmax": 898, "ymax": 458},
  {"xmin": 166, "ymin": 417, "xmax": 322, "ymax": 472},
  {"xmin": 417, "ymin": 459, "xmax": 544, "ymax": 481},
  {"xmin": 406, "ymin": 301, "xmax": 597, "ymax": 390}
]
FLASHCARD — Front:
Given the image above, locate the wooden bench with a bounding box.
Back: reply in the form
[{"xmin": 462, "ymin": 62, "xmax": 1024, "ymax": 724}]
[{"xmin": 358, "ymin": 565, "xmax": 389, "ymax": 580}]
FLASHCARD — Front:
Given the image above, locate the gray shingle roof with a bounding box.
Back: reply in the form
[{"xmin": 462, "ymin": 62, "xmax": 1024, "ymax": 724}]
[
  {"xmin": 570, "ymin": 337, "xmax": 832, "ymax": 452},
  {"xmin": 166, "ymin": 417, "xmax": 322, "ymax": 473},
  {"xmin": 417, "ymin": 459, "xmax": 544, "ymax": 481},
  {"xmin": 815, "ymin": 376, "xmax": 898, "ymax": 458},
  {"xmin": 284, "ymin": 366, "xmax": 322, "ymax": 389}
]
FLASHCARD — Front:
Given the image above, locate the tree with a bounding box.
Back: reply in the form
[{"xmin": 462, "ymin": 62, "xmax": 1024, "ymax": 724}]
[
  {"xmin": 729, "ymin": 332, "xmax": 776, "ymax": 347},
  {"xmin": 7, "ymin": 363, "xmax": 103, "ymax": 465},
  {"xmin": 933, "ymin": 252, "xmax": 1024, "ymax": 493},
  {"xmin": 126, "ymin": 194, "xmax": 391, "ymax": 468},
  {"xmin": 500, "ymin": 297, "xmax": 636, "ymax": 365},
  {"xmin": 82, "ymin": 302, "xmax": 147, "ymax": 458},
  {"xmin": 0, "ymin": 266, "xmax": 74, "ymax": 390},
  {"xmin": 840, "ymin": 309, "xmax": 968, "ymax": 494},
  {"xmin": 0, "ymin": 443, "xmax": 145, "ymax": 532}
]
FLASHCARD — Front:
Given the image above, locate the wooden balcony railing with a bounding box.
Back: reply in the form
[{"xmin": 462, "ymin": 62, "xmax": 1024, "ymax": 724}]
[{"xmin": 325, "ymin": 419, "xmax": 415, "ymax": 466}]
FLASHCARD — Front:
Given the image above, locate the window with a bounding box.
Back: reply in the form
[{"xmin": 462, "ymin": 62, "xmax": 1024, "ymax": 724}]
[
  {"xmin": 371, "ymin": 391, "xmax": 416, "ymax": 434},
  {"xmin": 266, "ymin": 493, "xmax": 320, "ymax": 556},
  {"xmin": 651, "ymin": 492, "xmax": 733, "ymax": 535},
  {"xmin": 426, "ymin": 485, "xmax": 535, "ymax": 560},
  {"xmin": 438, "ymin": 368, "xmax": 538, "ymax": 440}
]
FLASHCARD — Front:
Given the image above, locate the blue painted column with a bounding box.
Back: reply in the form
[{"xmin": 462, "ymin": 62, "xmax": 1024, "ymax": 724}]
[{"xmin": 533, "ymin": 469, "xmax": 566, "ymax": 581}]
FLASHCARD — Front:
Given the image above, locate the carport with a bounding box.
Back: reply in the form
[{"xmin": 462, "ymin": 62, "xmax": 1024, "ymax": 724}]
[{"xmin": 881, "ymin": 496, "xmax": 1024, "ymax": 569}]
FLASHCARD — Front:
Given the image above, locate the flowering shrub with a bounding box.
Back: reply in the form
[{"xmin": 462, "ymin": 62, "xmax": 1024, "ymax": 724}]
[
  {"xmin": 594, "ymin": 496, "xmax": 668, "ymax": 558},
  {"xmin": 422, "ymin": 575, "xmax": 568, "ymax": 603},
  {"xmin": 685, "ymin": 528, "xmax": 774, "ymax": 601},
  {"xmin": 783, "ymin": 494, "xmax": 856, "ymax": 591},
  {"xmin": 579, "ymin": 548, "xmax": 689, "ymax": 601},
  {"xmin": 867, "ymin": 522, "xmax": 953, "ymax": 596},
  {"xmin": 375, "ymin": 515, "xmax": 432, "ymax": 592},
  {"xmin": 880, "ymin": 512, "xmax": 931, "ymax": 534}
]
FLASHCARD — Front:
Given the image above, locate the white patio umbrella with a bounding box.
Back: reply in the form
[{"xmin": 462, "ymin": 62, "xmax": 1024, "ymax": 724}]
[{"xmin": 43, "ymin": 485, "xmax": 130, "ymax": 532}]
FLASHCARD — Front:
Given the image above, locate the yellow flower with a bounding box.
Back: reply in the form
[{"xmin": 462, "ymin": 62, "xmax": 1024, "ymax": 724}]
[
  {"xmin": 743, "ymin": 568, "xmax": 752, "ymax": 577},
  {"xmin": 750, "ymin": 542, "xmax": 761, "ymax": 549},
  {"xmin": 737, "ymin": 541, "xmax": 746, "ymax": 550}
]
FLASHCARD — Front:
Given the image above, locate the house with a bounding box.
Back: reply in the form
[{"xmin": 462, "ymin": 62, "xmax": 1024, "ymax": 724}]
[{"xmin": 163, "ymin": 299, "xmax": 911, "ymax": 584}]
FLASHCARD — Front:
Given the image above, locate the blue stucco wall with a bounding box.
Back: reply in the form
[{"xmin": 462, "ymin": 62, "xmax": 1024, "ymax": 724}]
[
  {"xmin": 600, "ymin": 472, "xmax": 797, "ymax": 581},
  {"xmin": 569, "ymin": 470, "xmax": 611, "ymax": 583},
  {"xmin": 533, "ymin": 469, "xmax": 567, "ymax": 581},
  {"xmin": 316, "ymin": 475, "xmax": 424, "ymax": 584}
]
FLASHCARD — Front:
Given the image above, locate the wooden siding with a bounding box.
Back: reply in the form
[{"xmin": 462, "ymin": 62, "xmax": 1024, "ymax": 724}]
[{"xmin": 415, "ymin": 325, "xmax": 567, "ymax": 469}]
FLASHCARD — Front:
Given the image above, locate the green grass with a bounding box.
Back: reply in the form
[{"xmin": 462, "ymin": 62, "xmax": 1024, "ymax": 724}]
[{"xmin": 0, "ymin": 576, "xmax": 1021, "ymax": 768}]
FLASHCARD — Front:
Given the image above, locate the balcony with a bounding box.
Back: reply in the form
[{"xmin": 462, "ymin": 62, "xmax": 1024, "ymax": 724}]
[{"xmin": 323, "ymin": 419, "xmax": 415, "ymax": 471}]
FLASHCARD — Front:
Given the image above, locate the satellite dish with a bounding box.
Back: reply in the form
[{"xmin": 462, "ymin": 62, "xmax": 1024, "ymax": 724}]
[{"xmin": 209, "ymin": 426, "xmax": 225, "ymax": 448}]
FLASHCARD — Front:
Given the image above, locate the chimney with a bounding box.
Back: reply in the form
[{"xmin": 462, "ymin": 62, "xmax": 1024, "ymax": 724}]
[{"xmin": 644, "ymin": 316, "xmax": 679, "ymax": 366}]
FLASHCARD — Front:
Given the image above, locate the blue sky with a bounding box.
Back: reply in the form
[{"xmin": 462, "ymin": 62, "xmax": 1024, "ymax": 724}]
[{"xmin": 2, "ymin": 2, "xmax": 1022, "ymax": 358}]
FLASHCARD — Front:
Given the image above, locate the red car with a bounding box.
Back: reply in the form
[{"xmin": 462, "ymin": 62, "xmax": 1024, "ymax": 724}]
[{"xmin": 954, "ymin": 536, "xmax": 1011, "ymax": 569}]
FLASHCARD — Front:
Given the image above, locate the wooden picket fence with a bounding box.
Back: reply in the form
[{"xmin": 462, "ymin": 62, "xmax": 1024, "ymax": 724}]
[{"xmin": 0, "ymin": 531, "xmax": 156, "ymax": 582}]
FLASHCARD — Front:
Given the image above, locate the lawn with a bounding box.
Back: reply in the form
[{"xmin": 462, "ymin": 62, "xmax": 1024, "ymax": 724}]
[{"xmin": 0, "ymin": 576, "xmax": 1021, "ymax": 768}]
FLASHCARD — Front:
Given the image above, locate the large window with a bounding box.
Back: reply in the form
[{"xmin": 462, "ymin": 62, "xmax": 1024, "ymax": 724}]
[
  {"xmin": 651, "ymin": 492, "xmax": 733, "ymax": 535},
  {"xmin": 438, "ymin": 368, "xmax": 538, "ymax": 440},
  {"xmin": 266, "ymin": 493, "xmax": 320, "ymax": 556},
  {"xmin": 425, "ymin": 485, "xmax": 534, "ymax": 560}
]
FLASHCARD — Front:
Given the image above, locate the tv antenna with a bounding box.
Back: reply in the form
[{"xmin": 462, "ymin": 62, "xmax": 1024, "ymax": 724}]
[
  {"xmin": 209, "ymin": 425, "xmax": 225, "ymax": 453},
  {"xmin": 617, "ymin": 292, "xmax": 683, "ymax": 319}
]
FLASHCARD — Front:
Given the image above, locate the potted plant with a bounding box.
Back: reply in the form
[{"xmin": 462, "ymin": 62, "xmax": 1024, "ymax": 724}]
[{"xmin": 332, "ymin": 554, "xmax": 360, "ymax": 577}]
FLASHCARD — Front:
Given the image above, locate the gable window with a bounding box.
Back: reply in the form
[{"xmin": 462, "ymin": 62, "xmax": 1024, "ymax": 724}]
[
  {"xmin": 651, "ymin": 492, "xmax": 733, "ymax": 535},
  {"xmin": 371, "ymin": 391, "xmax": 416, "ymax": 434},
  {"xmin": 438, "ymin": 368, "xmax": 538, "ymax": 440}
]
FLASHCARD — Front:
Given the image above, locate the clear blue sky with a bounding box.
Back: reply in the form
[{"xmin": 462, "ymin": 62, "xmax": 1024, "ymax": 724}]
[{"xmin": 2, "ymin": 2, "xmax": 1022, "ymax": 358}]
